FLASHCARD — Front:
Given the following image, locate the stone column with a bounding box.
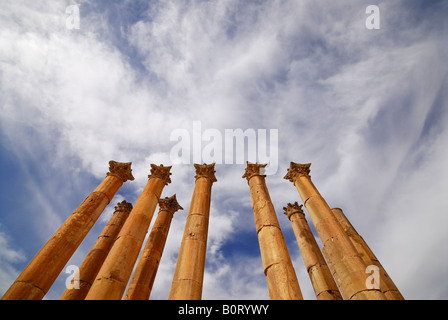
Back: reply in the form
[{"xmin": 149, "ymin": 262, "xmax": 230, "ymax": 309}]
[
  {"xmin": 284, "ymin": 162, "xmax": 386, "ymax": 300},
  {"xmin": 243, "ymin": 163, "xmax": 303, "ymax": 300},
  {"xmin": 60, "ymin": 200, "xmax": 133, "ymax": 300},
  {"xmin": 85, "ymin": 164, "xmax": 172, "ymax": 300},
  {"xmin": 1, "ymin": 161, "xmax": 134, "ymax": 300},
  {"xmin": 284, "ymin": 202, "xmax": 342, "ymax": 300},
  {"xmin": 124, "ymin": 195, "xmax": 183, "ymax": 300},
  {"xmin": 169, "ymin": 163, "xmax": 217, "ymax": 300},
  {"xmin": 331, "ymin": 208, "xmax": 404, "ymax": 300}
]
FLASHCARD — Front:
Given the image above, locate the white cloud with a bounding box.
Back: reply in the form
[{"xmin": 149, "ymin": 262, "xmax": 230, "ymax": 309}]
[{"xmin": 0, "ymin": 226, "xmax": 27, "ymax": 294}]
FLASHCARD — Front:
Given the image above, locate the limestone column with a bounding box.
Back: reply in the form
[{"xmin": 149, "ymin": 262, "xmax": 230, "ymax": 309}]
[
  {"xmin": 243, "ymin": 163, "xmax": 303, "ymax": 300},
  {"xmin": 60, "ymin": 200, "xmax": 133, "ymax": 300},
  {"xmin": 85, "ymin": 164, "xmax": 172, "ymax": 300},
  {"xmin": 283, "ymin": 202, "xmax": 342, "ymax": 300},
  {"xmin": 169, "ymin": 163, "xmax": 217, "ymax": 300},
  {"xmin": 331, "ymin": 208, "xmax": 404, "ymax": 300},
  {"xmin": 124, "ymin": 195, "xmax": 183, "ymax": 300},
  {"xmin": 1, "ymin": 161, "xmax": 134, "ymax": 300},
  {"xmin": 284, "ymin": 162, "xmax": 386, "ymax": 300}
]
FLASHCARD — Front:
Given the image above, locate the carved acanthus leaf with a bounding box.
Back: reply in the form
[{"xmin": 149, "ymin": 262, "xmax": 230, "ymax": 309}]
[
  {"xmin": 148, "ymin": 164, "xmax": 172, "ymax": 185},
  {"xmin": 159, "ymin": 194, "xmax": 183, "ymax": 214},
  {"xmin": 283, "ymin": 202, "xmax": 304, "ymax": 220},
  {"xmin": 194, "ymin": 163, "xmax": 217, "ymax": 183},
  {"xmin": 284, "ymin": 162, "xmax": 311, "ymax": 183},
  {"xmin": 107, "ymin": 161, "xmax": 135, "ymax": 182},
  {"xmin": 114, "ymin": 200, "xmax": 133, "ymax": 213},
  {"xmin": 242, "ymin": 162, "xmax": 267, "ymax": 181}
]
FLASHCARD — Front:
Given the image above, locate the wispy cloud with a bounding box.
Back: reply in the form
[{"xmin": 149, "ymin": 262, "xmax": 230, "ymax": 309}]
[{"xmin": 0, "ymin": 225, "xmax": 27, "ymax": 293}]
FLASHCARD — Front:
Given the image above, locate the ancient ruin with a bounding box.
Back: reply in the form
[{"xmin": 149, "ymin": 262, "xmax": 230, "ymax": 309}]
[{"xmin": 1, "ymin": 161, "xmax": 403, "ymax": 300}]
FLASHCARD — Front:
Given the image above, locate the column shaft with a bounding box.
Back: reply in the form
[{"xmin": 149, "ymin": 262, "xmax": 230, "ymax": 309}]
[
  {"xmin": 60, "ymin": 200, "xmax": 133, "ymax": 300},
  {"xmin": 124, "ymin": 195, "xmax": 182, "ymax": 300},
  {"xmin": 85, "ymin": 164, "xmax": 171, "ymax": 300},
  {"xmin": 284, "ymin": 162, "xmax": 386, "ymax": 300},
  {"xmin": 284, "ymin": 203, "xmax": 342, "ymax": 300},
  {"xmin": 169, "ymin": 164, "xmax": 216, "ymax": 300},
  {"xmin": 244, "ymin": 163, "xmax": 303, "ymax": 300},
  {"xmin": 331, "ymin": 208, "xmax": 404, "ymax": 300},
  {"xmin": 1, "ymin": 161, "xmax": 133, "ymax": 300}
]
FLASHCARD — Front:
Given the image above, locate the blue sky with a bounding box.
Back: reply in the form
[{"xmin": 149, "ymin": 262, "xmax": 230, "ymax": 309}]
[{"xmin": 1, "ymin": 0, "xmax": 448, "ymax": 300}]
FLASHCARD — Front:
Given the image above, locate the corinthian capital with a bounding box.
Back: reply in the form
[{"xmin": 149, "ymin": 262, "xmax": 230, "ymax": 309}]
[
  {"xmin": 194, "ymin": 163, "xmax": 217, "ymax": 183},
  {"xmin": 284, "ymin": 162, "xmax": 311, "ymax": 183},
  {"xmin": 114, "ymin": 200, "xmax": 133, "ymax": 213},
  {"xmin": 148, "ymin": 164, "xmax": 172, "ymax": 185},
  {"xmin": 242, "ymin": 162, "xmax": 267, "ymax": 182},
  {"xmin": 283, "ymin": 202, "xmax": 304, "ymax": 220},
  {"xmin": 107, "ymin": 161, "xmax": 135, "ymax": 182},
  {"xmin": 159, "ymin": 194, "xmax": 183, "ymax": 214}
]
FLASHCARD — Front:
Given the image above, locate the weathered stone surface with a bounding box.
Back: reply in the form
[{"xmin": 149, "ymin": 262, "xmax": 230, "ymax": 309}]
[
  {"xmin": 284, "ymin": 162, "xmax": 311, "ymax": 182},
  {"xmin": 159, "ymin": 194, "xmax": 183, "ymax": 213},
  {"xmin": 194, "ymin": 163, "xmax": 217, "ymax": 182},
  {"xmin": 60, "ymin": 200, "xmax": 132, "ymax": 300},
  {"xmin": 242, "ymin": 162, "xmax": 267, "ymax": 181},
  {"xmin": 331, "ymin": 208, "xmax": 404, "ymax": 300},
  {"xmin": 107, "ymin": 161, "xmax": 135, "ymax": 182},
  {"xmin": 169, "ymin": 164, "xmax": 216, "ymax": 300},
  {"xmin": 284, "ymin": 162, "xmax": 386, "ymax": 300},
  {"xmin": 244, "ymin": 163, "xmax": 303, "ymax": 300},
  {"xmin": 1, "ymin": 161, "xmax": 132, "ymax": 300},
  {"xmin": 85, "ymin": 164, "xmax": 170, "ymax": 300},
  {"xmin": 309, "ymin": 264, "xmax": 342, "ymax": 300},
  {"xmin": 149, "ymin": 164, "xmax": 172, "ymax": 185},
  {"xmin": 283, "ymin": 202, "xmax": 342, "ymax": 300},
  {"xmin": 265, "ymin": 263, "xmax": 303, "ymax": 300},
  {"xmin": 124, "ymin": 195, "xmax": 182, "ymax": 300}
]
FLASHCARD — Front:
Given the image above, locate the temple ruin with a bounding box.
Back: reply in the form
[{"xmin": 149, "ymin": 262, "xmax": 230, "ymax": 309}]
[{"xmin": 1, "ymin": 161, "xmax": 403, "ymax": 300}]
